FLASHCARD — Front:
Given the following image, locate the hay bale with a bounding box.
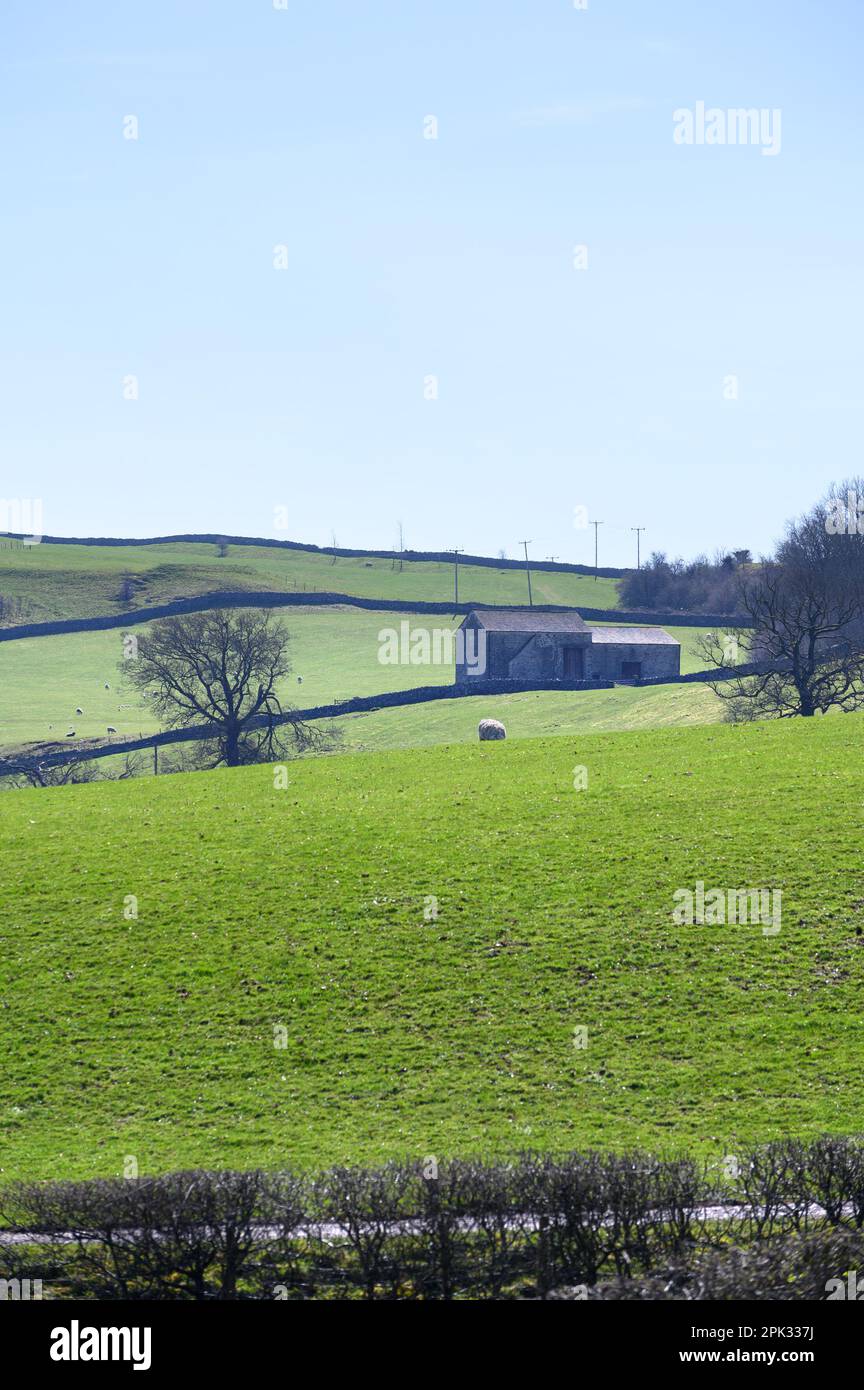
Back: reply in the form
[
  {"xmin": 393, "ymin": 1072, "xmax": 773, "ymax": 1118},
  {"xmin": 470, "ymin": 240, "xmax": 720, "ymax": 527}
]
[{"xmin": 478, "ymin": 718, "xmax": 506, "ymax": 741}]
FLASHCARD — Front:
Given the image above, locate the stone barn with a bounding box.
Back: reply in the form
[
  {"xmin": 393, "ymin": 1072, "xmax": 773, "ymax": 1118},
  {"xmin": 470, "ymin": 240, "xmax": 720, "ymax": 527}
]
[
  {"xmin": 455, "ymin": 609, "xmax": 680, "ymax": 684},
  {"xmin": 585, "ymin": 624, "xmax": 681, "ymax": 681}
]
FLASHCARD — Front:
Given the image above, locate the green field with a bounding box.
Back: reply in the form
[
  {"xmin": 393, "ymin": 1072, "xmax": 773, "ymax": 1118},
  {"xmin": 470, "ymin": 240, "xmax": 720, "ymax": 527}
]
[
  {"xmin": 0, "ymin": 540, "xmax": 621, "ymax": 624},
  {"xmin": 328, "ymin": 681, "xmax": 722, "ymax": 753},
  {"xmin": 0, "ymin": 608, "xmax": 457, "ymax": 748},
  {"xmin": 0, "ymin": 610, "xmax": 714, "ymax": 750},
  {"xmin": 2, "ymin": 712, "xmax": 862, "ymax": 1181}
]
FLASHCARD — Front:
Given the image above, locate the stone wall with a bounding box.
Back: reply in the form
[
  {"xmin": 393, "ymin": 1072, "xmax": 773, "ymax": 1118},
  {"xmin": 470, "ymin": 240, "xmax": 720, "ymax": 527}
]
[
  {"xmin": 0, "ymin": 593, "xmax": 752, "ymax": 643},
  {"xmin": 454, "ymin": 618, "xmax": 594, "ymax": 683},
  {"xmin": 507, "ymin": 633, "xmax": 592, "ymax": 681},
  {"xmin": 588, "ymin": 641, "xmax": 680, "ymax": 681},
  {"xmin": 0, "ymin": 532, "xmax": 628, "ymax": 579}
]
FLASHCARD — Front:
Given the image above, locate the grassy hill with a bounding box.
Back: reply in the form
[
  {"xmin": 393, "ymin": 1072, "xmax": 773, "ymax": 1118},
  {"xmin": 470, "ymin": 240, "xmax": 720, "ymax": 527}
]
[
  {"xmin": 2, "ymin": 712, "xmax": 863, "ymax": 1182},
  {"xmin": 0, "ymin": 610, "xmax": 715, "ymax": 750},
  {"xmin": 327, "ymin": 681, "xmax": 722, "ymax": 754},
  {"xmin": 0, "ymin": 539, "xmax": 621, "ymax": 624},
  {"xmin": 0, "ymin": 607, "xmax": 456, "ymax": 748}
]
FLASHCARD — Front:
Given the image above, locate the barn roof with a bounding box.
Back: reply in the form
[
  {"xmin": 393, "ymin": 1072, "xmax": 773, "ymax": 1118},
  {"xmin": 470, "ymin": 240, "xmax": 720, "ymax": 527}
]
[
  {"xmin": 465, "ymin": 609, "xmax": 590, "ymax": 633},
  {"xmin": 588, "ymin": 625, "xmax": 679, "ymax": 645}
]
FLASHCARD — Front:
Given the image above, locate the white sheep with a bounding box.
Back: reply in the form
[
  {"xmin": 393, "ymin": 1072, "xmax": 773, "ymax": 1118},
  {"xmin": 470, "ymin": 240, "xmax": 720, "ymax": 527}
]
[{"xmin": 478, "ymin": 718, "xmax": 506, "ymax": 741}]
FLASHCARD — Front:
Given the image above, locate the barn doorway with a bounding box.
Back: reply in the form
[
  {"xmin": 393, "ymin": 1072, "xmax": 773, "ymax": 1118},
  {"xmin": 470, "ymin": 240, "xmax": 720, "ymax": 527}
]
[
  {"xmin": 563, "ymin": 646, "xmax": 583, "ymax": 679},
  {"xmin": 621, "ymin": 660, "xmax": 642, "ymax": 679}
]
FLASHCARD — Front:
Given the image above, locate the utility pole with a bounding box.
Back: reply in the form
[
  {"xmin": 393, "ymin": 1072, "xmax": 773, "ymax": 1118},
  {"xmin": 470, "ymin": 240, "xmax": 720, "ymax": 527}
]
[
  {"xmin": 591, "ymin": 521, "xmax": 603, "ymax": 581},
  {"xmin": 545, "ymin": 555, "xmax": 559, "ymax": 564},
  {"xmin": 631, "ymin": 526, "xmax": 645, "ymax": 570},
  {"xmin": 452, "ymin": 548, "xmax": 464, "ymax": 607},
  {"xmin": 519, "ymin": 540, "xmax": 534, "ymax": 606}
]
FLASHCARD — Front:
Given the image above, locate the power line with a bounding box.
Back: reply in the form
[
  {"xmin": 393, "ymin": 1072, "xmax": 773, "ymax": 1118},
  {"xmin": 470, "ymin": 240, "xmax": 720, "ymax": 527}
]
[
  {"xmin": 519, "ymin": 540, "xmax": 533, "ymax": 606},
  {"xmin": 631, "ymin": 526, "xmax": 646, "ymax": 570},
  {"xmin": 590, "ymin": 521, "xmax": 603, "ymax": 581},
  {"xmin": 451, "ymin": 548, "xmax": 464, "ymax": 606}
]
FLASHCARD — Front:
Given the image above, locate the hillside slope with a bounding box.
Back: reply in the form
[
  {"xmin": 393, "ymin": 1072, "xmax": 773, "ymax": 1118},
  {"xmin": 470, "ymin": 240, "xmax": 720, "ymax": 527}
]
[
  {"xmin": 0, "ymin": 612, "xmax": 716, "ymax": 749},
  {"xmin": 1, "ymin": 715, "xmax": 862, "ymax": 1180},
  {"xmin": 327, "ymin": 680, "xmax": 721, "ymax": 753},
  {"xmin": 0, "ymin": 540, "xmax": 621, "ymax": 624}
]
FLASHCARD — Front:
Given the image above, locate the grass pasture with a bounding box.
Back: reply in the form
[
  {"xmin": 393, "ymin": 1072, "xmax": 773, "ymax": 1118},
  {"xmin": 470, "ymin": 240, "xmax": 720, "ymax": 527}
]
[
  {"xmin": 0, "ymin": 612, "xmax": 715, "ymax": 751},
  {"xmin": 0, "ymin": 540, "xmax": 622, "ymax": 624},
  {"xmin": 0, "ymin": 608, "xmax": 460, "ymax": 749},
  {"xmin": 1, "ymin": 713, "xmax": 863, "ymax": 1182},
  {"xmin": 328, "ymin": 680, "xmax": 722, "ymax": 754}
]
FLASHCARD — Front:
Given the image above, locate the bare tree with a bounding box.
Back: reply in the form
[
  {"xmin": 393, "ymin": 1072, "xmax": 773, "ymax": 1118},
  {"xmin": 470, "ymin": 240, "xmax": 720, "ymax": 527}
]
[
  {"xmin": 620, "ymin": 550, "xmax": 748, "ymax": 613},
  {"xmin": 0, "ymin": 757, "xmax": 101, "ymax": 789},
  {"xmin": 121, "ymin": 609, "xmax": 328, "ymax": 767},
  {"xmin": 777, "ymin": 476, "xmax": 864, "ymax": 615},
  {"xmin": 0, "ymin": 749, "xmax": 146, "ymax": 789},
  {"xmin": 115, "ymin": 752, "xmax": 145, "ymax": 780},
  {"xmin": 699, "ymin": 481, "xmax": 864, "ymax": 719}
]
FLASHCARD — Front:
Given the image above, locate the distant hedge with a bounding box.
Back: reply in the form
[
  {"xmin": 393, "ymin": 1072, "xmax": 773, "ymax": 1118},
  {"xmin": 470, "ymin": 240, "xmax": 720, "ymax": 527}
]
[{"xmin": 2, "ymin": 1137, "xmax": 862, "ymax": 1300}]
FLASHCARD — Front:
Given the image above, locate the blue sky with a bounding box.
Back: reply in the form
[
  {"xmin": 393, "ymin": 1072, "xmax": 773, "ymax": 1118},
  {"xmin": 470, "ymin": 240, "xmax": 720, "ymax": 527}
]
[{"xmin": 1, "ymin": 0, "xmax": 861, "ymax": 565}]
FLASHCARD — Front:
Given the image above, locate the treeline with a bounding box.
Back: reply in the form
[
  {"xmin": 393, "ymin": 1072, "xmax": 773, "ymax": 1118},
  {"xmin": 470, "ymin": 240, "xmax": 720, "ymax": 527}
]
[
  {"xmin": 619, "ymin": 550, "xmax": 753, "ymax": 613},
  {"xmin": 2, "ymin": 1138, "xmax": 862, "ymax": 1300}
]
